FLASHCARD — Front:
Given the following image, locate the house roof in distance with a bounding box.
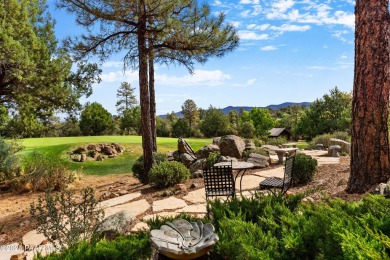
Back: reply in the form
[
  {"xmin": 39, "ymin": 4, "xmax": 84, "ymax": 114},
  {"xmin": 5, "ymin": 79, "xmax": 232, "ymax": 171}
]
[{"xmin": 269, "ymin": 128, "xmax": 292, "ymax": 137}]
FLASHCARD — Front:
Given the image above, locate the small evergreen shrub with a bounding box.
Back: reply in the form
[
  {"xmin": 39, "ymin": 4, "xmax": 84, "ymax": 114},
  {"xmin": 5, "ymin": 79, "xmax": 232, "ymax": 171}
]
[
  {"xmin": 0, "ymin": 138, "xmax": 23, "ymax": 182},
  {"xmin": 292, "ymin": 153, "xmax": 318, "ymax": 185},
  {"xmin": 332, "ymin": 131, "xmax": 351, "ymax": 142},
  {"xmin": 132, "ymin": 152, "xmax": 168, "ymax": 183},
  {"xmin": 208, "ymin": 193, "xmax": 390, "ymax": 259},
  {"xmin": 266, "ymin": 136, "xmax": 288, "ymax": 146},
  {"xmin": 148, "ymin": 161, "xmax": 190, "ymax": 188},
  {"xmin": 30, "ymin": 187, "xmax": 104, "ymax": 249},
  {"xmin": 309, "ymin": 131, "xmax": 350, "ymax": 153},
  {"xmin": 35, "ymin": 232, "xmax": 152, "ymax": 260},
  {"xmin": 308, "ymin": 133, "xmax": 332, "ymax": 149},
  {"xmin": 242, "ymin": 147, "xmax": 268, "ymax": 159},
  {"xmin": 206, "ymin": 152, "xmax": 221, "ymax": 168},
  {"xmin": 252, "ymin": 137, "xmax": 264, "ymax": 147}
]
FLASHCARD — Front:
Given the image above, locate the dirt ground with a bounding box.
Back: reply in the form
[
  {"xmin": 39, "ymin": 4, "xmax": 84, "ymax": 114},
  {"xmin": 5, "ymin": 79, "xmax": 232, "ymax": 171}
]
[{"xmin": 0, "ymin": 156, "xmax": 358, "ymax": 246}]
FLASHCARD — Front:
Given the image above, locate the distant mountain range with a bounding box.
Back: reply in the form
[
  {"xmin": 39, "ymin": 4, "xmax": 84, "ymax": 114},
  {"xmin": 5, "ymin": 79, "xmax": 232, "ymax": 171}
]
[{"xmin": 159, "ymin": 102, "xmax": 311, "ymax": 118}]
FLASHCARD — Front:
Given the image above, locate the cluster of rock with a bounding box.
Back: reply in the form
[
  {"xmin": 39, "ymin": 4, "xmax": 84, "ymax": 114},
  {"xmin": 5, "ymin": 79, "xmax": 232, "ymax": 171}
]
[
  {"xmin": 169, "ymin": 135, "xmax": 269, "ymax": 178},
  {"xmin": 69, "ymin": 143, "xmax": 126, "ymax": 162}
]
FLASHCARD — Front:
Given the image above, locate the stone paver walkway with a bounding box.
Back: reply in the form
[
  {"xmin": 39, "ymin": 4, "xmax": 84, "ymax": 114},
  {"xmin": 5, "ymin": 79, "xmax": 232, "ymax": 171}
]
[{"xmin": 3, "ymin": 149, "xmax": 341, "ymax": 260}]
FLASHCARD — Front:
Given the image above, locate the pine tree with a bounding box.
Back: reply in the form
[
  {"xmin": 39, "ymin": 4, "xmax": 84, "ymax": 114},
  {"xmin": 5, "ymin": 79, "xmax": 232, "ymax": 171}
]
[
  {"xmin": 116, "ymin": 82, "xmax": 138, "ymax": 116},
  {"xmin": 348, "ymin": 0, "xmax": 390, "ymax": 193},
  {"xmin": 58, "ymin": 0, "xmax": 239, "ymax": 179},
  {"xmin": 0, "ymin": 0, "xmax": 100, "ymax": 125}
]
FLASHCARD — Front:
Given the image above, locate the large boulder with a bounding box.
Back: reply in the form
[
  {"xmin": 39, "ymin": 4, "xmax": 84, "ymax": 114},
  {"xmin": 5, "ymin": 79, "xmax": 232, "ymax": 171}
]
[
  {"xmin": 247, "ymin": 153, "xmax": 269, "ymax": 168},
  {"xmin": 112, "ymin": 143, "xmax": 125, "ymax": 153},
  {"xmin": 189, "ymin": 159, "xmax": 207, "ymax": 175},
  {"xmin": 212, "ymin": 137, "xmax": 222, "ymax": 146},
  {"xmin": 196, "ymin": 144, "xmax": 220, "ymax": 159},
  {"xmin": 219, "ymin": 156, "xmax": 238, "ymax": 162},
  {"xmin": 73, "ymin": 146, "xmax": 87, "ymax": 154},
  {"xmin": 94, "ymin": 210, "xmax": 134, "ymax": 240},
  {"xmin": 219, "ymin": 135, "xmax": 246, "ymax": 159},
  {"xmin": 244, "ymin": 139, "xmax": 256, "ymax": 150},
  {"xmin": 179, "ymin": 153, "xmax": 197, "ymax": 167},
  {"xmin": 178, "ymin": 137, "xmax": 196, "ymax": 157},
  {"xmin": 103, "ymin": 146, "xmax": 116, "ymax": 155}
]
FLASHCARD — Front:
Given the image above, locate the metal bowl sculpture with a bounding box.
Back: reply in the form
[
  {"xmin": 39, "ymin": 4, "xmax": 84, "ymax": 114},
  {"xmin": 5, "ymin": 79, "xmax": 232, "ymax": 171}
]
[{"xmin": 150, "ymin": 218, "xmax": 219, "ymax": 260}]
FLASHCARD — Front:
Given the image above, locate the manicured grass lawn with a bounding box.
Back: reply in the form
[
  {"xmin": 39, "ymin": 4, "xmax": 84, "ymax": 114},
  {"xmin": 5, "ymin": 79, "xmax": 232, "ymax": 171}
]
[
  {"xmin": 297, "ymin": 141, "xmax": 308, "ymax": 150},
  {"xmin": 21, "ymin": 136, "xmax": 212, "ymax": 175}
]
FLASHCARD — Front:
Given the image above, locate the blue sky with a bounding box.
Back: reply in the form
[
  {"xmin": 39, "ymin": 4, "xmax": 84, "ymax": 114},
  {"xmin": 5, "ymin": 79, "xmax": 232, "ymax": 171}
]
[{"xmin": 48, "ymin": 0, "xmax": 355, "ymax": 115}]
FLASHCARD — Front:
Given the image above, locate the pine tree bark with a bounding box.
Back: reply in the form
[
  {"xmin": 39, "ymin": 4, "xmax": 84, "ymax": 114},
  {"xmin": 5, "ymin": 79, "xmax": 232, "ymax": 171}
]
[
  {"xmin": 348, "ymin": 0, "xmax": 390, "ymax": 193},
  {"xmin": 138, "ymin": 1, "xmax": 154, "ymax": 182},
  {"xmin": 149, "ymin": 51, "xmax": 157, "ymax": 152}
]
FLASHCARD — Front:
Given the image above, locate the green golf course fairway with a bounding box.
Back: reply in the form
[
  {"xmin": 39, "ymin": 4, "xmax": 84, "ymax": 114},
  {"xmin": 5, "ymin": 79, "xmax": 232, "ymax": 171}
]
[{"xmin": 21, "ymin": 136, "xmax": 212, "ymax": 175}]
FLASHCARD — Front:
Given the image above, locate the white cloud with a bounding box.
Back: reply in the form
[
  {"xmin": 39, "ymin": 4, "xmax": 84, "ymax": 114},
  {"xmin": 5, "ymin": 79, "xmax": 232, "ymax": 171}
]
[
  {"xmin": 274, "ymin": 0, "xmax": 295, "ymax": 13},
  {"xmin": 240, "ymin": 10, "xmax": 251, "ymax": 17},
  {"xmin": 100, "ymin": 70, "xmax": 138, "ymax": 83},
  {"xmin": 306, "ymin": 66, "xmax": 337, "ymax": 71},
  {"xmin": 240, "ymin": 0, "xmax": 259, "ymax": 4},
  {"xmin": 238, "ymin": 30, "xmax": 269, "ymax": 40},
  {"xmin": 247, "ymin": 78, "xmax": 257, "ymax": 85},
  {"xmin": 261, "ymin": 45, "xmax": 278, "ymax": 51},
  {"xmin": 247, "ymin": 23, "xmax": 270, "ymax": 30},
  {"xmin": 332, "ymin": 30, "xmax": 351, "ymax": 43},
  {"xmin": 102, "ymin": 61, "xmax": 123, "ymax": 68},
  {"xmin": 263, "ymin": 2, "xmax": 354, "ymax": 29},
  {"xmin": 270, "ymin": 24, "xmax": 311, "ymax": 32},
  {"xmin": 155, "ymin": 70, "xmax": 231, "ymax": 87},
  {"xmin": 231, "ymin": 21, "xmax": 242, "ymax": 28}
]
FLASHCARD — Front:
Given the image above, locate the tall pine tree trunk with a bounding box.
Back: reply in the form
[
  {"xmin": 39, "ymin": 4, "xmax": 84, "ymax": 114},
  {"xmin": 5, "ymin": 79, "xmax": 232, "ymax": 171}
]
[
  {"xmin": 348, "ymin": 0, "xmax": 390, "ymax": 193},
  {"xmin": 138, "ymin": 1, "xmax": 154, "ymax": 182},
  {"xmin": 149, "ymin": 50, "xmax": 157, "ymax": 152}
]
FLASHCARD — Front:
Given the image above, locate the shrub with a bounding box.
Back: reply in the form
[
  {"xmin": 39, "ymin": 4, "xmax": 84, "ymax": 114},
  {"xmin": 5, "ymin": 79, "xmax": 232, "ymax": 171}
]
[
  {"xmin": 208, "ymin": 193, "xmax": 390, "ymax": 259},
  {"xmin": 252, "ymin": 137, "xmax": 264, "ymax": 147},
  {"xmin": 132, "ymin": 152, "xmax": 167, "ymax": 183},
  {"xmin": 30, "ymin": 187, "xmax": 104, "ymax": 249},
  {"xmin": 242, "ymin": 147, "xmax": 268, "ymax": 160},
  {"xmin": 35, "ymin": 232, "xmax": 152, "ymax": 260},
  {"xmin": 266, "ymin": 136, "xmax": 288, "ymax": 146},
  {"xmin": 0, "ymin": 138, "xmax": 23, "ymax": 182},
  {"xmin": 331, "ymin": 131, "xmax": 351, "ymax": 142},
  {"xmin": 148, "ymin": 161, "xmax": 190, "ymax": 188},
  {"xmin": 309, "ymin": 131, "xmax": 350, "ymax": 150},
  {"xmin": 292, "ymin": 153, "xmax": 318, "ymax": 185},
  {"xmin": 206, "ymin": 152, "xmax": 221, "ymax": 168},
  {"xmin": 23, "ymin": 151, "xmax": 75, "ymax": 192}
]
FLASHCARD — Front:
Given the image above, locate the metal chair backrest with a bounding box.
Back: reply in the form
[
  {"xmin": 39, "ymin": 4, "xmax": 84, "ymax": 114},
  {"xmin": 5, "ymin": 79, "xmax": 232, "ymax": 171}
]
[
  {"xmin": 203, "ymin": 162, "xmax": 235, "ymax": 200},
  {"xmin": 282, "ymin": 155, "xmax": 294, "ymax": 191}
]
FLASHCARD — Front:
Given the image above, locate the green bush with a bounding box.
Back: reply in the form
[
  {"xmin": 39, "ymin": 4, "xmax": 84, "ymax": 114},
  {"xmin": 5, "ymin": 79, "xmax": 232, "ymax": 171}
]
[
  {"xmin": 252, "ymin": 137, "xmax": 264, "ymax": 147},
  {"xmin": 292, "ymin": 153, "xmax": 318, "ymax": 185},
  {"xmin": 309, "ymin": 131, "xmax": 350, "ymax": 152},
  {"xmin": 148, "ymin": 161, "xmax": 190, "ymax": 188},
  {"xmin": 206, "ymin": 152, "xmax": 221, "ymax": 168},
  {"xmin": 36, "ymin": 232, "xmax": 152, "ymax": 259},
  {"xmin": 0, "ymin": 138, "xmax": 23, "ymax": 182},
  {"xmin": 266, "ymin": 136, "xmax": 288, "ymax": 146},
  {"xmin": 208, "ymin": 193, "xmax": 390, "ymax": 259},
  {"xmin": 132, "ymin": 152, "xmax": 167, "ymax": 183},
  {"xmin": 242, "ymin": 147, "xmax": 268, "ymax": 160},
  {"xmin": 23, "ymin": 151, "xmax": 75, "ymax": 192}
]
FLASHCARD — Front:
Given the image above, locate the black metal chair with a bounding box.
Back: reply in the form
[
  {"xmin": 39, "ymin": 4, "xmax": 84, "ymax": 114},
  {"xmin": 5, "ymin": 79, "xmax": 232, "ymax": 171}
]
[
  {"xmin": 259, "ymin": 155, "xmax": 295, "ymax": 195},
  {"xmin": 203, "ymin": 162, "xmax": 235, "ymax": 200}
]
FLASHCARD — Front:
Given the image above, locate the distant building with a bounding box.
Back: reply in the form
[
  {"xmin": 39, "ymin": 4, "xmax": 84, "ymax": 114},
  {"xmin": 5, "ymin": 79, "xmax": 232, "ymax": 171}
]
[{"xmin": 269, "ymin": 128, "xmax": 292, "ymax": 139}]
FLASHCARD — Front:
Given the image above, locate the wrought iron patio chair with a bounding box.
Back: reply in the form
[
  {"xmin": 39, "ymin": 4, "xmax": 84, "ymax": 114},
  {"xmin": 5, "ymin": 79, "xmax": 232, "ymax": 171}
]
[
  {"xmin": 259, "ymin": 154, "xmax": 295, "ymax": 195},
  {"xmin": 203, "ymin": 162, "xmax": 235, "ymax": 200}
]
